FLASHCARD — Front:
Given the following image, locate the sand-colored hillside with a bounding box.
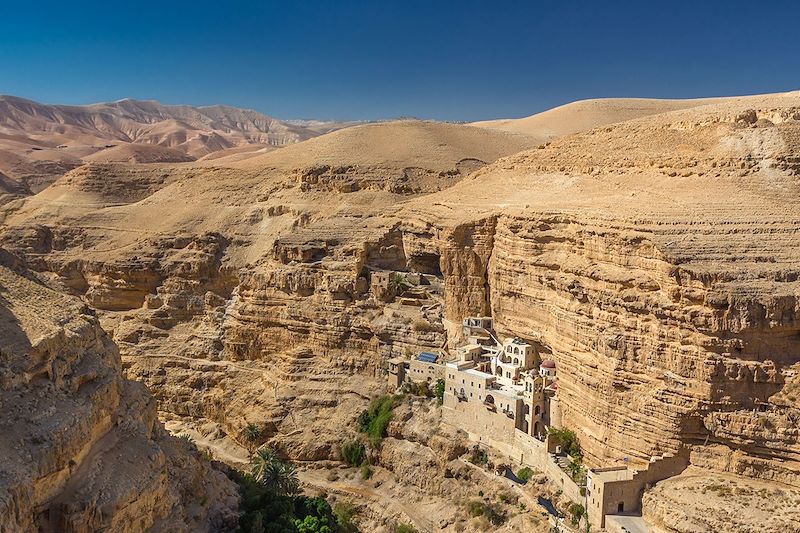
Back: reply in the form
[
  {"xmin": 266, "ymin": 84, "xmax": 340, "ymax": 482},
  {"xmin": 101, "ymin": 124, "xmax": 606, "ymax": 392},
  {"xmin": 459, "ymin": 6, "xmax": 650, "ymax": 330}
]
[
  {"xmin": 0, "ymin": 95, "xmax": 353, "ymax": 191},
  {"xmin": 230, "ymin": 119, "xmax": 538, "ymax": 171},
  {"xmin": 196, "ymin": 143, "xmax": 280, "ymax": 164},
  {"xmin": 83, "ymin": 143, "xmax": 196, "ymax": 164},
  {"xmin": 471, "ymin": 96, "xmax": 726, "ymax": 140}
]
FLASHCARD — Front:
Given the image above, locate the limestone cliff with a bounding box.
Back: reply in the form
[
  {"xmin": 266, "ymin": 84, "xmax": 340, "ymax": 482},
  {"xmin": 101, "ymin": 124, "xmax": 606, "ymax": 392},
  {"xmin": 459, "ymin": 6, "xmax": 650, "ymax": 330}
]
[
  {"xmin": 0, "ymin": 250, "xmax": 238, "ymax": 532},
  {"xmin": 0, "ymin": 96, "xmax": 798, "ymax": 529}
]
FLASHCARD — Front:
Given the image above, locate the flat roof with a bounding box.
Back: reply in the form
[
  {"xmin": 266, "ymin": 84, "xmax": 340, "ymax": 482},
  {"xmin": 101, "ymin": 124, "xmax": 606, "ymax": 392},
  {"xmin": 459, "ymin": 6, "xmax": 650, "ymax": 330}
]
[
  {"xmin": 458, "ymin": 343, "xmax": 483, "ymax": 351},
  {"xmin": 447, "ymin": 361, "xmax": 477, "ymax": 370},
  {"xmin": 590, "ymin": 467, "xmax": 635, "ymax": 482},
  {"xmin": 463, "ymin": 368, "xmax": 494, "ymax": 379}
]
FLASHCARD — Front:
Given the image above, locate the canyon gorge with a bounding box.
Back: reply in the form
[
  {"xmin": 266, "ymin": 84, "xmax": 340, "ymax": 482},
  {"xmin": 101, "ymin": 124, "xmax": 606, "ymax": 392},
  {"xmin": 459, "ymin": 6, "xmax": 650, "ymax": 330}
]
[{"xmin": 0, "ymin": 92, "xmax": 798, "ymax": 532}]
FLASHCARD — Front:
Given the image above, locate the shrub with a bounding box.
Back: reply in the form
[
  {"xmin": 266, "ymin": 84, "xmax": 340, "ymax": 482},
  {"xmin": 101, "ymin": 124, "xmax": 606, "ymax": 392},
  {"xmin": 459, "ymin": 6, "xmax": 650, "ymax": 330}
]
[
  {"xmin": 356, "ymin": 410, "xmax": 372, "ymax": 432},
  {"xmin": 357, "ymin": 395, "xmax": 400, "ymax": 447},
  {"xmin": 360, "ymin": 463, "xmax": 372, "ymax": 480},
  {"xmin": 340, "ymin": 440, "xmax": 366, "ymax": 467},
  {"xmin": 333, "ymin": 502, "xmax": 358, "ymax": 533},
  {"xmin": 326, "ymin": 471, "xmax": 339, "ymax": 482},
  {"xmin": 466, "ymin": 500, "xmax": 505, "ymax": 525},
  {"xmin": 395, "ymin": 524, "xmax": 418, "ymax": 533},
  {"xmin": 516, "ymin": 467, "xmax": 533, "ymax": 484},
  {"xmin": 242, "ymin": 423, "xmax": 262, "ymax": 451},
  {"xmin": 468, "ymin": 446, "xmax": 488, "ymax": 465},
  {"xmin": 467, "ymin": 500, "xmax": 485, "ymax": 517},
  {"xmin": 435, "ymin": 379, "xmax": 445, "ymax": 405}
]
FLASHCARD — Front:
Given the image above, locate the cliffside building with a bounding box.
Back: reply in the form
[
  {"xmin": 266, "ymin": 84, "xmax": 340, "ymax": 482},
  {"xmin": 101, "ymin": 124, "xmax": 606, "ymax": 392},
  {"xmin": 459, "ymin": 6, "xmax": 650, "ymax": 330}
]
[
  {"xmin": 443, "ymin": 319, "xmax": 558, "ymax": 444},
  {"xmin": 442, "ymin": 316, "xmax": 687, "ymax": 531}
]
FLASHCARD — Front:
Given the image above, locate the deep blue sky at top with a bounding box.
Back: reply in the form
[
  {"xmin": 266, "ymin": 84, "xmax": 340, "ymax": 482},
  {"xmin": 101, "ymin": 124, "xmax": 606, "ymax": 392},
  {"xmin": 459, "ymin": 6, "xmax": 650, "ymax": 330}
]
[{"xmin": 1, "ymin": 1, "xmax": 798, "ymax": 121}]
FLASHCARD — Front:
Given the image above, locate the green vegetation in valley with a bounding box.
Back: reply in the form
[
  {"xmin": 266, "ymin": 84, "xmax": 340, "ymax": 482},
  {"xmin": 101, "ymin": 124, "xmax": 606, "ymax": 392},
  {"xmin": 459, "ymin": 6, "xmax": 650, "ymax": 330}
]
[{"xmin": 230, "ymin": 446, "xmax": 360, "ymax": 532}]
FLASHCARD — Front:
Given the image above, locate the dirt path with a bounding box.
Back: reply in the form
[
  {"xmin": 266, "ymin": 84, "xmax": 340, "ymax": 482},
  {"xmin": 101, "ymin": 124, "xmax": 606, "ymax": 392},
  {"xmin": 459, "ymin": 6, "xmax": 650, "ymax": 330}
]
[{"xmin": 298, "ymin": 468, "xmax": 439, "ymax": 533}]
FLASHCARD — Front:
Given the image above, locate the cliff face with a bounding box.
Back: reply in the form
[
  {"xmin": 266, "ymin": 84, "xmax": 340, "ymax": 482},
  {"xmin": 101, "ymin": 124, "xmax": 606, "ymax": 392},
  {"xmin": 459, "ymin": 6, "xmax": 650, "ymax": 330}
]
[
  {"xmin": 0, "ymin": 96, "xmax": 798, "ymax": 528},
  {"xmin": 0, "ymin": 250, "xmax": 238, "ymax": 532},
  {"xmin": 435, "ymin": 212, "xmax": 798, "ymax": 479}
]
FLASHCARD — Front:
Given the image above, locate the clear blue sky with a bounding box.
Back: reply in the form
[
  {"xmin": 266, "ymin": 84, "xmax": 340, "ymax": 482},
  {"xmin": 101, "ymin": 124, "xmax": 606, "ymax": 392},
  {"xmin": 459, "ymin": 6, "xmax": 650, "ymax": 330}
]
[{"xmin": 1, "ymin": 0, "xmax": 798, "ymax": 121}]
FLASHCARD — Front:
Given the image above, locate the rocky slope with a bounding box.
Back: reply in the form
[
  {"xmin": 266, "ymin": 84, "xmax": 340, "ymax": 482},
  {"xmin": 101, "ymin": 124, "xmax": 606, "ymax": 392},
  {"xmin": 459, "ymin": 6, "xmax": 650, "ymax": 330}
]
[
  {"xmin": 0, "ymin": 93, "xmax": 798, "ymax": 530},
  {"xmin": 0, "ymin": 95, "xmax": 354, "ymax": 194},
  {"xmin": 0, "ymin": 249, "xmax": 237, "ymax": 532}
]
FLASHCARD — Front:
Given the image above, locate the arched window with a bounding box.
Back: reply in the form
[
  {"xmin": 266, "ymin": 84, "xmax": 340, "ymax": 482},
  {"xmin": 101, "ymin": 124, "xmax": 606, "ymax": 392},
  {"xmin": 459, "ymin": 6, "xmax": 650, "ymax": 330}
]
[
  {"xmin": 534, "ymin": 405, "xmax": 541, "ymax": 415},
  {"xmin": 485, "ymin": 394, "xmax": 495, "ymax": 404},
  {"xmin": 513, "ymin": 358, "xmax": 519, "ymax": 365}
]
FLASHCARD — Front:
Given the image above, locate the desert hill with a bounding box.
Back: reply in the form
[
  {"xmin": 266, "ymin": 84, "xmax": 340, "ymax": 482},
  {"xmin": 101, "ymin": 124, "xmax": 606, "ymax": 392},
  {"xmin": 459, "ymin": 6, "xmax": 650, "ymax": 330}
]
[
  {"xmin": 82, "ymin": 143, "xmax": 196, "ymax": 164},
  {"xmin": 471, "ymin": 96, "xmax": 726, "ymax": 141},
  {"xmin": 0, "ymin": 95, "xmax": 354, "ymax": 191},
  {"xmin": 227, "ymin": 119, "xmax": 537, "ymax": 171}
]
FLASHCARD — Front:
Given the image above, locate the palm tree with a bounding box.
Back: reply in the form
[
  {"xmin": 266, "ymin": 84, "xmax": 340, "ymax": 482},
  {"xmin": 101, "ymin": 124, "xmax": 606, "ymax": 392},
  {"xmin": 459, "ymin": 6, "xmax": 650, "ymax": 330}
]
[
  {"xmin": 388, "ymin": 273, "xmax": 409, "ymax": 294},
  {"xmin": 250, "ymin": 447, "xmax": 280, "ymax": 481},
  {"xmin": 566, "ymin": 459, "xmax": 583, "ymax": 482},
  {"xmin": 242, "ymin": 423, "xmax": 261, "ymax": 450},
  {"xmin": 250, "ymin": 447, "xmax": 299, "ymax": 495}
]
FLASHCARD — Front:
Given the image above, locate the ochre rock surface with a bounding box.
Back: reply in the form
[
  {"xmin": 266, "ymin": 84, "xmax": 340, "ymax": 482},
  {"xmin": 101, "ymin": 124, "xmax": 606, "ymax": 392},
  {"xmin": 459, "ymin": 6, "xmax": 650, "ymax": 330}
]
[
  {"xmin": 0, "ymin": 93, "xmax": 798, "ymax": 529},
  {"xmin": 0, "ymin": 250, "xmax": 238, "ymax": 532}
]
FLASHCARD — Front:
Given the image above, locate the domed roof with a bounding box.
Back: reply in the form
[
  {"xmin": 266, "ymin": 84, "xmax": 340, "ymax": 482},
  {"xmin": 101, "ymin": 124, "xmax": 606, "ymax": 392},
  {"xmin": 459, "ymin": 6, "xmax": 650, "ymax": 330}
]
[{"xmin": 541, "ymin": 360, "xmax": 556, "ymax": 369}]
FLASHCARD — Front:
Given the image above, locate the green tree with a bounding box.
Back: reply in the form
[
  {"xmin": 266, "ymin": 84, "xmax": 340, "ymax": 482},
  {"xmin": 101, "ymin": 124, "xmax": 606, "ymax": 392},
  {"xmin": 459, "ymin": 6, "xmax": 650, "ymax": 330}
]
[
  {"xmin": 250, "ymin": 447, "xmax": 299, "ymax": 496},
  {"xmin": 548, "ymin": 427, "xmax": 582, "ymax": 460},
  {"xmin": 566, "ymin": 459, "xmax": 584, "ymax": 482},
  {"xmin": 569, "ymin": 502, "xmax": 585, "ymax": 526},
  {"xmin": 434, "ymin": 379, "xmax": 445, "ymax": 405}
]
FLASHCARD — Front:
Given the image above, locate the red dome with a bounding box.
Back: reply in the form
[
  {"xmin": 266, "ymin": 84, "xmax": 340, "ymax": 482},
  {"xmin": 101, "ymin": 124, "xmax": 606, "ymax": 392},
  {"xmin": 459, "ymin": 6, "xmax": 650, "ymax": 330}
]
[{"xmin": 541, "ymin": 360, "xmax": 556, "ymax": 369}]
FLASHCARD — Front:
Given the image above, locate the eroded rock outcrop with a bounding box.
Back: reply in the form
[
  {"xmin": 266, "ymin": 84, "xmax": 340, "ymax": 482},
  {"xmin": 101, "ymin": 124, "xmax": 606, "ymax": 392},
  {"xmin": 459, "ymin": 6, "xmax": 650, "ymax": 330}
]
[
  {"xmin": 0, "ymin": 94, "xmax": 799, "ymax": 529},
  {"xmin": 0, "ymin": 250, "xmax": 238, "ymax": 532}
]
